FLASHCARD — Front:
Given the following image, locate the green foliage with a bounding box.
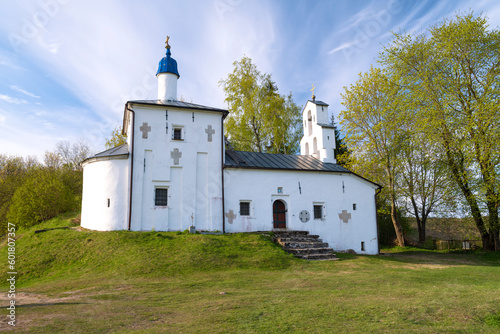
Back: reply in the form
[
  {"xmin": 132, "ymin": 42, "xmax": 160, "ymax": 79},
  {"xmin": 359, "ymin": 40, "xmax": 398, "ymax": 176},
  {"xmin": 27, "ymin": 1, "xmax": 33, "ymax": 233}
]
[
  {"xmin": 220, "ymin": 56, "xmax": 302, "ymax": 154},
  {"xmin": 105, "ymin": 126, "xmax": 127, "ymax": 150},
  {"xmin": 330, "ymin": 114, "xmax": 350, "ymax": 167},
  {"xmin": 0, "ymin": 140, "xmax": 87, "ymax": 235},
  {"xmin": 340, "ymin": 66, "xmax": 407, "ymax": 246},
  {"xmin": 6, "ymin": 168, "xmax": 76, "ymax": 228},
  {"xmin": 341, "ymin": 13, "xmax": 500, "ymax": 250},
  {"xmin": 0, "ymin": 155, "xmax": 39, "ymax": 235},
  {"xmin": 380, "ymin": 12, "xmax": 500, "ymax": 250}
]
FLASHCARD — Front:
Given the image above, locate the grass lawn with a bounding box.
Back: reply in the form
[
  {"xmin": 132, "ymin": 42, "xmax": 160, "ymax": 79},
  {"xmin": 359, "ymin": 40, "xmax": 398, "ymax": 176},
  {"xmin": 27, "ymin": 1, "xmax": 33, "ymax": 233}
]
[{"xmin": 1, "ymin": 213, "xmax": 499, "ymax": 333}]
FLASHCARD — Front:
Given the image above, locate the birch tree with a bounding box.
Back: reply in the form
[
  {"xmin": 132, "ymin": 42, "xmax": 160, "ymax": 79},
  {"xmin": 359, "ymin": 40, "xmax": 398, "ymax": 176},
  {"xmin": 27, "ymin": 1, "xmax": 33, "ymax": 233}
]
[
  {"xmin": 341, "ymin": 67, "xmax": 406, "ymax": 246},
  {"xmin": 220, "ymin": 57, "xmax": 302, "ymax": 154},
  {"xmin": 381, "ymin": 13, "xmax": 500, "ymax": 250}
]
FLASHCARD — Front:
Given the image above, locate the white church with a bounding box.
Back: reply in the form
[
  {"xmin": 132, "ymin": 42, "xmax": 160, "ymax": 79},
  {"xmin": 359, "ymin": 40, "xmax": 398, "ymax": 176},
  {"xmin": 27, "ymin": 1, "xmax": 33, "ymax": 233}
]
[{"xmin": 81, "ymin": 40, "xmax": 381, "ymax": 255}]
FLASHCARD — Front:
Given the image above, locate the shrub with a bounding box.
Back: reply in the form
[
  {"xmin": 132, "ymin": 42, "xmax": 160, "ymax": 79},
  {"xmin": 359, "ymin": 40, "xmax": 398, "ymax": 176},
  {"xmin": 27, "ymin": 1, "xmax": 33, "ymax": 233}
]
[{"xmin": 7, "ymin": 168, "xmax": 74, "ymax": 228}]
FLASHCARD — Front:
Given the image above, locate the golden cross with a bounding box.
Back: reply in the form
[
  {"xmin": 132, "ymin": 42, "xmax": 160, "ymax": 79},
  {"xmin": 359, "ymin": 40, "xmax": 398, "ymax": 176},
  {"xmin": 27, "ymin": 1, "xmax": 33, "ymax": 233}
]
[
  {"xmin": 311, "ymin": 84, "xmax": 316, "ymax": 98},
  {"xmin": 165, "ymin": 36, "xmax": 170, "ymax": 49}
]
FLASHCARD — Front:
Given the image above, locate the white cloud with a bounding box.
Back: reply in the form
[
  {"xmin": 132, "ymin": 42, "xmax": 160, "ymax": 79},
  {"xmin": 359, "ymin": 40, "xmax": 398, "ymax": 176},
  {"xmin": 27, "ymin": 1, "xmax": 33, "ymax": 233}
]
[
  {"xmin": 0, "ymin": 94, "xmax": 28, "ymax": 104},
  {"xmin": 10, "ymin": 85, "xmax": 40, "ymax": 98},
  {"xmin": 328, "ymin": 41, "xmax": 359, "ymax": 55}
]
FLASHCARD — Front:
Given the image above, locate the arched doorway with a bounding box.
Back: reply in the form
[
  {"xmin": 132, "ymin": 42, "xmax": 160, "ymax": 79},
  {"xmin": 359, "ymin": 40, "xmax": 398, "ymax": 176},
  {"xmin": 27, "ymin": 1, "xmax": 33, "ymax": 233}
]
[{"xmin": 273, "ymin": 200, "xmax": 286, "ymax": 229}]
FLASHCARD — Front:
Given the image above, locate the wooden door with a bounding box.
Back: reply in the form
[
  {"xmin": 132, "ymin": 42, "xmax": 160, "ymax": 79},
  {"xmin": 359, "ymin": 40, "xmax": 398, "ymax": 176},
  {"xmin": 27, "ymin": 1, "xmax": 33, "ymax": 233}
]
[{"xmin": 273, "ymin": 200, "xmax": 286, "ymax": 229}]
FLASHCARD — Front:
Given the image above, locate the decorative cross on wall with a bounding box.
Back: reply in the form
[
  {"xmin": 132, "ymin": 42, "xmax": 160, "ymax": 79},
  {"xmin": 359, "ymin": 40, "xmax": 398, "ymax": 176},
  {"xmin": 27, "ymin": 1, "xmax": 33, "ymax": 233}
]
[
  {"xmin": 225, "ymin": 210, "xmax": 236, "ymax": 224},
  {"xmin": 170, "ymin": 148, "xmax": 182, "ymax": 165},
  {"xmin": 205, "ymin": 125, "xmax": 215, "ymax": 142},
  {"xmin": 338, "ymin": 210, "xmax": 351, "ymax": 223},
  {"xmin": 140, "ymin": 122, "xmax": 151, "ymax": 139}
]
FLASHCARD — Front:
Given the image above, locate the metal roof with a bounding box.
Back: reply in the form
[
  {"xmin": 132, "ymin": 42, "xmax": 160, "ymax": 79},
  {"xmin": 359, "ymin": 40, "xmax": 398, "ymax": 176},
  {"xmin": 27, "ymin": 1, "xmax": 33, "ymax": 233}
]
[
  {"xmin": 309, "ymin": 100, "xmax": 329, "ymax": 106},
  {"xmin": 127, "ymin": 100, "xmax": 228, "ymax": 114},
  {"xmin": 225, "ymin": 150, "xmax": 350, "ymax": 173},
  {"xmin": 317, "ymin": 123, "xmax": 336, "ymax": 129},
  {"xmin": 81, "ymin": 144, "xmax": 129, "ymax": 166},
  {"xmin": 224, "ymin": 150, "xmax": 381, "ymax": 187},
  {"xmin": 93, "ymin": 143, "xmax": 129, "ymax": 158}
]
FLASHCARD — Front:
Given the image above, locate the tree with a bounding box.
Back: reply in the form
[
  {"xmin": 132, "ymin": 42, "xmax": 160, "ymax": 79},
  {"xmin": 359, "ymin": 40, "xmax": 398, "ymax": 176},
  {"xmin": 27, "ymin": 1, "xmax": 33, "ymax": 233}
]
[
  {"xmin": 220, "ymin": 57, "xmax": 302, "ymax": 154},
  {"xmin": 330, "ymin": 114, "xmax": 350, "ymax": 167},
  {"xmin": 380, "ymin": 13, "xmax": 500, "ymax": 250},
  {"xmin": 105, "ymin": 126, "xmax": 127, "ymax": 150},
  {"xmin": 341, "ymin": 67, "xmax": 406, "ymax": 246},
  {"xmin": 55, "ymin": 140, "xmax": 93, "ymax": 170},
  {"xmin": 43, "ymin": 151, "xmax": 63, "ymax": 169},
  {"xmin": 0, "ymin": 155, "xmax": 34, "ymax": 234},
  {"xmin": 397, "ymin": 128, "xmax": 457, "ymax": 243}
]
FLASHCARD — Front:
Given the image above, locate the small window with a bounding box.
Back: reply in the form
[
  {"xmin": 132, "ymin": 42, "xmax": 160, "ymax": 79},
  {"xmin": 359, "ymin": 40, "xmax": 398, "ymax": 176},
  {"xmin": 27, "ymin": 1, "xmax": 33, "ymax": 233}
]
[
  {"xmin": 277, "ymin": 187, "xmax": 283, "ymax": 194},
  {"xmin": 361, "ymin": 241, "xmax": 365, "ymax": 251},
  {"xmin": 107, "ymin": 198, "xmax": 110, "ymax": 208},
  {"xmin": 313, "ymin": 205, "xmax": 323, "ymax": 219},
  {"xmin": 173, "ymin": 128, "xmax": 182, "ymax": 140},
  {"xmin": 353, "ymin": 203, "xmax": 357, "ymax": 210},
  {"xmin": 155, "ymin": 188, "xmax": 168, "ymax": 206},
  {"xmin": 240, "ymin": 202, "xmax": 250, "ymax": 216}
]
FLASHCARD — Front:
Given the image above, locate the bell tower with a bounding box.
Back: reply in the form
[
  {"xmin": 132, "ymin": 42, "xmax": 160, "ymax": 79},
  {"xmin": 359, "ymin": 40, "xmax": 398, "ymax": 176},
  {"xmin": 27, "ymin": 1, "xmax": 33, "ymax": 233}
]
[{"xmin": 299, "ymin": 90, "xmax": 336, "ymax": 163}]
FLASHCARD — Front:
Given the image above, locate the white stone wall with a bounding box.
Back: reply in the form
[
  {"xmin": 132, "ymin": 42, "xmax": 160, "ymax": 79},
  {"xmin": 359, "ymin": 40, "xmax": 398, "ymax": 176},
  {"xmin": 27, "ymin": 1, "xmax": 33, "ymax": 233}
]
[
  {"xmin": 81, "ymin": 158, "xmax": 130, "ymax": 231},
  {"xmin": 300, "ymin": 101, "xmax": 336, "ymax": 163},
  {"xmin": 128, "ymin": 104, "xmax": 224, "ymax": 232},
  {"xmin": 224, "ymin": 168, "xmax": 379, "ymax": 255}
]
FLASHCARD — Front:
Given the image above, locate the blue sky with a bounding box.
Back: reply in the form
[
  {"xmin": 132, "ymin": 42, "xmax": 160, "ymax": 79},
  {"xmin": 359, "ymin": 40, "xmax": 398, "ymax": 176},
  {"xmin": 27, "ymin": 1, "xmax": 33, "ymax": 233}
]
[{"xmin": 1, "ymin": 0, "xmax": 499, "ymax": 158}]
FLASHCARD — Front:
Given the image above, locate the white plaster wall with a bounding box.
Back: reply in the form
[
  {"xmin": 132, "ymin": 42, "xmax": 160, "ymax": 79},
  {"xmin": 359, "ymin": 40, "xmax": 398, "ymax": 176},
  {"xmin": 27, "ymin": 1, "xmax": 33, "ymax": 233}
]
[
  {"xmin": 157, "ymin": 73, "xmax": 178, "ymax": 101},
  {"xmin": 81, "ymin": 158, "xmax": 129, "ymax": 231},
  {"xmin": 128, "ymin": 104, "xmax": 224, "ymax": 232},
  {"xmin": 224, "ymin": 168, "xmax": 379, "ymax": 254}
]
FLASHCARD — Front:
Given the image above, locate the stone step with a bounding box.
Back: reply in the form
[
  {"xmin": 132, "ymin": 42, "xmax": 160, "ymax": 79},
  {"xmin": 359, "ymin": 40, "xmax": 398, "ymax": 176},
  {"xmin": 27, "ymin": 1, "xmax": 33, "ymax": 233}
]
[
  {"xmin": 285, "ymin": 247, "xmax": 334, "ymax": 255},
  {"xmin": 276, "ymin": 235, "xmax": 320, "ymax": 242},
  {"xmin": 279, "ymin": 241, "xmax": 329, "ymax": 249},
  {"xmin": 273, "ymin": 230, "xmax": 309, "ymax": 236},
  {"xmin": 297, "ymin": 253, "xmax": 339, "ymax": 261},
  {"xmin": 272, "ymin": 230, "xmax": 338, "ymax": 261}
]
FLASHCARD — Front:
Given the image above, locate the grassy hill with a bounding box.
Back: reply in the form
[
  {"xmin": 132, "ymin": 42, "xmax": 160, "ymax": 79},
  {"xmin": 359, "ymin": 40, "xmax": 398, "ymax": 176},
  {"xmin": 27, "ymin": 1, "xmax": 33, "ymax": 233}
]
[
  {"xmin": 1, "ymin": 212, "xmax": 294, "ymax": 286},
  {"xmin": 1, "ymin": 212, "xmax": 499, "ymax": 333}
]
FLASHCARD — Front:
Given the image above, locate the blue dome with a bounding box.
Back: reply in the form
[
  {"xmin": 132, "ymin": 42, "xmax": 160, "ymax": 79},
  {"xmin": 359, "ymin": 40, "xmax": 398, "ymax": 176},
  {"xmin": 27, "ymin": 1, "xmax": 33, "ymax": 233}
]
[{"xmin": 156, "ymin": 48, "xmax": 180, "ymax": 78}]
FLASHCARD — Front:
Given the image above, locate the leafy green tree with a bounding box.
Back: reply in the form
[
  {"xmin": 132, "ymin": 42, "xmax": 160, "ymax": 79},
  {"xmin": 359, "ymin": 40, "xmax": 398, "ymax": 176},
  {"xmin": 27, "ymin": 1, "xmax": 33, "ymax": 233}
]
[
  {"xmin": 0, "ymin": 155, "xmax": 33, "ymax": 234},
  {"xmin": 341, "ymin": 67, "xmax": 407, "ymax": 246},
  {"xmin": 397, "ymin": 128, "xmax": 458, "ymax": 243},
  {"xmin": 105, "ymin": 126, "xmax": 128, "ymax": 150},
  {"xmin": 7, "ymin": 168, "xmax": 74, "ymax": 228},
  {"xmin": 220, "ymin": 57, "xmax": 302, "ymax": 154},
  {"xmin": 380, "ymin": 13, "xmax": 500, "ymax": 250},
  {"xmin": 1, "ymin": 141, "xmax": 86, "ymax": 235}
]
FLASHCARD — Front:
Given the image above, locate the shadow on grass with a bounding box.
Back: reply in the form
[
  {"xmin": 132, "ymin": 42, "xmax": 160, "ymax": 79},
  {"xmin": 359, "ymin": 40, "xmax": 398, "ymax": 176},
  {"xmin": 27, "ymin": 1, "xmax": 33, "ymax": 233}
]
[{"xmin": 376, "ymin": 248, "xmax": 500, "ymax": 267}]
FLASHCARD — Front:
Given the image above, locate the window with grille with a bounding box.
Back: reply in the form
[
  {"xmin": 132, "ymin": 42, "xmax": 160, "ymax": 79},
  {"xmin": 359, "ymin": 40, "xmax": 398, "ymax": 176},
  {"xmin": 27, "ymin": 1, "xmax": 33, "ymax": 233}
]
[
  {"xmin": 155, "ymin": 188, "xmax": 168, "ymax": 206},
  {"xmin": 240, "ymin": 202, "xmax": 250, "ymax": 216},
  {"xmin": 173, "ymin": 128, "xmax": 182, "ymax": 140},
  {"xmin": 313, "ymin": 205, "xmax": 323, "ymax": 219}
]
